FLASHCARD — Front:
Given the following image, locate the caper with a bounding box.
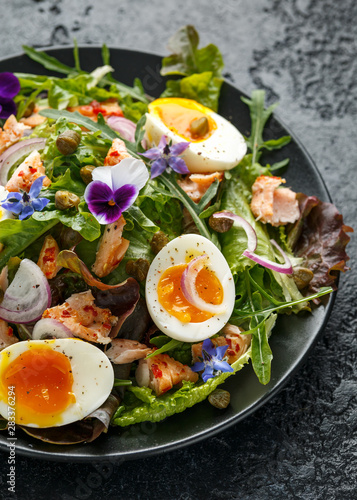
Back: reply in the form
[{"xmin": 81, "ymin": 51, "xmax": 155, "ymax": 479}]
[
  {"xmin": 80, "ymin": 165, "xmax": 96, "ymax": 185},
  {"xmin": 60, "ymin": 226, "xmax": 82, "ymax": 249},
  {"xmin": 55, "ymin": 191, "xmax": 80, "ymax": 210},
  {"xmin": 209, "ymin": 214, "xmax": 234, "ymax": 233},
  {"xmin": 56, "ymin": 130, "xmax": 81, "ymax": 155},
  {"xmin": 292, "ymin": 266, "xmax": 314, "ymax": 290},
  {"xmin": 125, "ymin": 258, "xmax": 150, "ymax": 282},
  {"xmin": 208, "ymin": 389, "xmax": 231, "ymax": 409},
  {"xmin": 22, "ymin": 101, "xmax": 35, "ymax": 118},
  {"xmin": 150, "ymin": 231, "xmax": 169, "ymax": 254},
  {"xmin": 190, "ymin": 116, "xmax": 209, "ymax": 138}
]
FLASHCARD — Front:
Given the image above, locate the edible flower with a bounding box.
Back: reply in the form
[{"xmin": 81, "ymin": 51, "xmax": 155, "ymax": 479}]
[
  {"xmin": 2, "ymin": 176, "xmax": 50, "ymax": 220},
  {"xmin": 191, "ymin": 338, "xmax": 234, "ymax": 382},
  {"xmin": 0, "ymin": 72, "xmax": 20, "ymax": 119},
  {"xmin": 84, "ymin": 157, "xmax": 149, "ymax": 224},
  {"xmin": 139, "ymin": 135, "xmax": 190, "ymax": 179}
]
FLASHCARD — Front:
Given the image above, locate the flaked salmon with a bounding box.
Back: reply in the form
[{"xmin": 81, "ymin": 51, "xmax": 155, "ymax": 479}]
[
  {"xmin": 106, "ymin": 338, "xmax": 152, "ymax": 364},
  {"xmin": 250, "ymin": 175, "xmax": 299, "ymax": 227},
  {"xmin": 104, "ymin": 138, "xmax": 132, "ymax": 166},
  {"xmin": 178, "ymin": 171, "xmax": 224, "ymax": 202},
  {"xmin": 136, "ymin": 353, "xmax": 199, "ymax": 396},
  {"xmin": 0, "ymin": 319, "xmax": 18, "ymax": 351},
  {"xmin": 37, "ymin": 235, "xmax": 61, "ymax": 280},
  {"xmin": 42, "ymin": 290, "xmax": 118, "ymax": 344},
  {"xmin": 5, "ymin": 150, "xmax": 51, "ymax": 193},
  {"xmin": 92, "ymin": 215, "xmax": 129, "ymax": 278},
  {"xmin": 0, "ymin": 115, "xmax": 31, "ymax": 155}
]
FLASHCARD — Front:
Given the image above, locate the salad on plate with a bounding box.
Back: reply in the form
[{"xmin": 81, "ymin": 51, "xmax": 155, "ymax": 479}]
[{"xmin": 0, "ymin": 26, "xmax": 352, "ymax": 445}]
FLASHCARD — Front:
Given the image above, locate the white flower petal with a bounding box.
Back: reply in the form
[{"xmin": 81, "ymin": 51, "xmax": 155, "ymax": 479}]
[
  {"xmin": 111, "ymin": 158, "xmax": 149, "ymax": 192},
  {"xmin": 91, "ymin": 166, "xmax": 113, "ymax": 190}
]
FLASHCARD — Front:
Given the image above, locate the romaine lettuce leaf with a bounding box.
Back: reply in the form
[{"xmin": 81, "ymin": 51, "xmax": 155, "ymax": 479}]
[{"xmin": 112, "ymin": 350, "xmax": 251, "ymax": 427}]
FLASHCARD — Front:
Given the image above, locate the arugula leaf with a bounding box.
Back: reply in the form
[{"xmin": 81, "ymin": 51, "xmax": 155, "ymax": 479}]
[
  {"xmin": 126, "ymin": 205, "xmax": 159, "ymax": 233},
  {"xmin": 146, "ymin": 338, "xmax": 182, "ymax": 358},
  {"xmin": 161, "ymin": 25, "xmax": 223, "ymax": 78},
  {"xmin": 47, "ymin": 168, "xmax": 85, "ymax": 196},
  {"xmin": 22, "ymin": 45, "xmax": 77, "ymax": 75}
]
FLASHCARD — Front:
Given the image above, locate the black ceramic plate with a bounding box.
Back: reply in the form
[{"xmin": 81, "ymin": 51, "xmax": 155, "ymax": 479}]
[{"xmin": 0, "ymin": 47, "xmax": 335, "ymax": 462}]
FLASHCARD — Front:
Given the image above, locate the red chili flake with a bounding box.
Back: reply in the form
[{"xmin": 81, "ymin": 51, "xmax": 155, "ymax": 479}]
[
  {"xmin": 61, "ymin": 310, "xmax": 71, "ymax": 318},
  {"xmin": 235, "ymin": 344, "xmax": 240, "ymax": 353},
  {"xmin": 151, "ymin": 364, "xmax": 162, "ymax": 378},
  {"xmin": 29, "ymin": 166, "xmax": 37, "ymax": 172},
  {"xmin": 83, "ymin": 305, "xmax": 98, "ymax": 317},
  {"xmin": 43, "ymin": 247, "xmax": 56, "ymax": 264},
  {"xmin": 109, "ymin": 110, "xmax": 124, "ymax": 117},
  {"xmin": 110, "ymin": 151, "xmax": 120, "ymax": 157},
  {"xmin": 90, "ymin": 100, "xmax": 106, "ymax": 116},
  {"xmin": 18, "ymin": 170, "xmax": 25, "ymax": 177},
  {"xmin": 102, "ymin": 323, "xmax": 111, "ymax": 330}
]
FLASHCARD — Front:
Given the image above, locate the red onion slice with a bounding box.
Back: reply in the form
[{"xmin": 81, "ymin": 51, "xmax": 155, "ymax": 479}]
[
  {"xmin": 0, "ymin": 259, "xmax": 51, "ymax": 324},
  {"xmin": 243, "ymin": 239, "xmax": 293, "ymax": 275},
  {"xmin": 180, "ymin": 254, "xmax": 227, "ymax": 314},
  {"xmin": 107, "ymin": 116, "xmax": 136, "ymax": 142},
  {"xmin": 0, "ymin": 138, "xmax": 46, "ymax": 186},
  {"xmin": 32, "ymin": 318, "xmax": 74, "ymax": 340},
  {"xmin": 212, "ymin": 211, "xmax": 257, "ymax": 252}
]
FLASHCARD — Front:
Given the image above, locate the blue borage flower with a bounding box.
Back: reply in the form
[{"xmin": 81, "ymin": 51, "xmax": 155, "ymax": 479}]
[
  {"xmin": 84, "ymin": 157, "xmax": 149, "ymax": 224},
  {"xmin": 139, "ymin": 135, "xmax": 190, "ymax": 179},
  {"xmin": 0, "ymin": 72, "xmax": 20, "ymax": 119},
  {"xmin": 191, "ymin": 338, "xmax": 234, "ymax": 382},
  {"xmin": 2, "ymin": 176, "xmax": 50, "ymax": 220}
]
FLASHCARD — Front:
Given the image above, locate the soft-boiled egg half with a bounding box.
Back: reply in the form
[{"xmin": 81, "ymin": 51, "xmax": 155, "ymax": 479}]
[
  {"xmin": 0, "ymin": 339, "xmax": 114, "ymax": 428},
  {"xmin": 0, "ymin": 186, "xmax": 14, "ymax": 221},
  {"xmin": 144, "ymin": 97, "xmax": 247, "ymax": 173},
  {"xmin": 145, "ymin": 234, "xmax": 235, "ymax": 342}
]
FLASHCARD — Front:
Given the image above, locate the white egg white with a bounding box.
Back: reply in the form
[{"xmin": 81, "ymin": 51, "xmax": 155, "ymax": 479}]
[
  {"xmin": 0, "ymin": 339, "xmax": 114, "ymax": 428},
  {"xmin": 0, "ymin": 186, "xmax": 14, "ymax": 221},
  {"xmin": 145, "ymin": 100, "xmax": 247, "ymax": 173},
  {"xmin": 145, "ymin": 234, "xmax": 235, "ymax": 342}
]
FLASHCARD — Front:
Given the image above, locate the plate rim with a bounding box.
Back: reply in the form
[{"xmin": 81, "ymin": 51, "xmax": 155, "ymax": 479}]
[{"xmin": 0, "ymin": 45, "xmax": 337, "ymax": 462}]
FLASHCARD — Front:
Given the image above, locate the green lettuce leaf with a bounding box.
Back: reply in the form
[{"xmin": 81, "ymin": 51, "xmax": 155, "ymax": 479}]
[{"xmin": 112, "ymin": 350, "xmax": 251, "ymax": 427}]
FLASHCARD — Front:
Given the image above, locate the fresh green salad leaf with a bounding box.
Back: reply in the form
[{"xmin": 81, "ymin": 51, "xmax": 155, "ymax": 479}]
[{"xmin": 112, "ymin": 350, "xmax": 251, "ymax": 427}]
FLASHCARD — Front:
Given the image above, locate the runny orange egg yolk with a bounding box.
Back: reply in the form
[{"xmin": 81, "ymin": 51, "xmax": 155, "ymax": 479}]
[
  {"xmin": 154, "ymin": 101, "xmax": 216, "ymax": 142},
  {"xmin": 157, "ymin": 263, "xmax": 223, "ymax": 323},
  {"xmin": 1, "ymin": 346, "xmax": 75, "ymax": 426}
]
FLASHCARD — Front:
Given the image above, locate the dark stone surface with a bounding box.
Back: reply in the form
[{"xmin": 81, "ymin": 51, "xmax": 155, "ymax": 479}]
[{"xmin": 0, "ymin": 0, "xmax": 356, "ymax": 499}]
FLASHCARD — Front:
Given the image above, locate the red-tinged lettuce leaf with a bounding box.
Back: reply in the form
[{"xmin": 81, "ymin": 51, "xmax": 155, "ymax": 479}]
[
  {"xmin": 57, "ymin": 250, "xmax": 135, "ymax": 291},
  {"xmin": 19, "ymin": 394, "xmax": 120, "ymax": 445},
  {"xmin": 289, "ymin": 194, "xmax": 353, "ymax": 292}
]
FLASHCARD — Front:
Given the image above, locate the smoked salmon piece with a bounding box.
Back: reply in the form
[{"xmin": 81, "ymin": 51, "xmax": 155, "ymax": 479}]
[
  {"xmin": 42, "ymin": 290, "xmax": 118, "ymax": 344},
  {"xmin": 68, "ymin": 99, "xmax": 123, "ymax": 122},
  {"xmin": 250, "ymin": 175, "xmax": 299, "ymax": 227},
  {"xmin": 37, "ymin": 235, "xmax": 61, "ymax": 280},
  {"xmin": 178, "ymin": 171, "xmax": 224, "ymax": 202},
  {"xmin": 0, "ymin": 115, "xmax": 31, "ymax": 155},
  {"xmin": 5, "ymin": 150, "xmax": 51, "ymax": 193},
  {"xmin": 106, "ymin": 338, "xmax": 152, "ymax": 364},
  {"xmin": 104, "ymin": 138, "xmax": 132, "ymax": 166},
  {"xmin": 192, "ymin": 324, "xmax": 251, "ymax": 365},
  {"xmin": 92, "ymin": 215, "xmax": 129, "ymax": 278},
  {"xmin": 136, "ymin": 353, "xmax": 199, "ymax": 396},
  {"xmin": 0, "ymin": 319, "xmax": 18, "ymax": 351}
]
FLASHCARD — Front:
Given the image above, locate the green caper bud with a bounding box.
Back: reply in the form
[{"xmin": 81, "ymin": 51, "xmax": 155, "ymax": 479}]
[
  {"xmin": 80, "ymin": 165, "xmax": 96, "ymax": 185},
  {"xmin": 22, "ymin": 101, "xmax": 35, "ymax": 118},
  {"xmin": 60, "ymin": 226, "xmax": 82, "ymax": 249},
  {"xmin": 150, "ymin": 231, "xmax": 169, "ymax": 254},
  {"xmin": 125, "ymin": 258, "xmax": 150, "ymax": 282},
  {"xmin": 209, "ymin": 214, "xmax": 234, "ymax": 233},
  {"xmin": 55, "ymin": 191, "xmax": 80, "ymax": 211},
  {"xmin": 56, "ymin": 130, "xmax": 81, "ymax": 155},
  {"xmin": 190, "ymin": 116, "xmax": 209, "ymax": 138},
  {"xmin": 292, "ymin": 266, "xmax": 314, "ymax": 290},
  {"xmin": 208, "ymin": 389, "xmax": 231, "ymax": 409}
]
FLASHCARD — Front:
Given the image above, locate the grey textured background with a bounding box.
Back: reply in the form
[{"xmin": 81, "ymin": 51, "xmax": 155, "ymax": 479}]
[{"xmin": 0, "ymin": 0, "xmax": 356, "ymax": 499}]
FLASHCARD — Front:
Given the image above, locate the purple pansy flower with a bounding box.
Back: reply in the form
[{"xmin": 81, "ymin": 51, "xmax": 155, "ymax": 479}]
[
  {"xmin": 139, "ymin": 135, "xmax": 190, "ymax": 179},
  {"xmin": 2, "ymin": 176, "xmax": 50, "ymax": 220},
  {"xmin": 84, "ymin": 157, "xmax": 149, "ymax": 224},
  {"xmin": 191, "ymin": 338, "xmax": 234, "ymax": 382},
  {"xmin": 0, "ymin": 72, "xmax": 20, "ymax": 119}
]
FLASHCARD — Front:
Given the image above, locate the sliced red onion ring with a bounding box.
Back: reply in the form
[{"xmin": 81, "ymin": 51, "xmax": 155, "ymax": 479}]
[
  {"xmin": 32, "ymin": 318, "xmax": 74, "ymax": 340},
  {"xmin": 107, "ymin": 116, "xmax": 136, "ymax": 142},
  {"xmin": 0, "ymin": 259, "xmax": 51, "ymax": 324},
  {"xmin": 212, "ymin": 211, "xmax": 257, "ymax": 252},
  {"xmin": 243, "ymin": 239, "xmax": 293, "ymax": 275},
  {"xmin": 0, "ymin": 138, "xmax": 46, "ymax": 186},
  {"xmin": 180, "ymin": 254, "xmax": 227, "ymax": 314}
]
